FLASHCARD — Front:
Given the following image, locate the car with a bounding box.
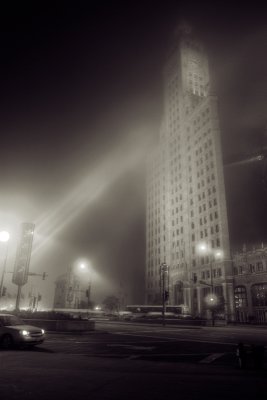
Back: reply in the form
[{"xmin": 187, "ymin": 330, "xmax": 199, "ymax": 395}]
[
  {"xmin": 117, "ymin": 311, "xmax": 134, "ymax": 320},
  {"xmin": 0, "ymin": 313, "xmax": 45, "ymax": 349},
  {"xmin": 176, "ymin": 314, "xmax": 192, "ymax": 319}
]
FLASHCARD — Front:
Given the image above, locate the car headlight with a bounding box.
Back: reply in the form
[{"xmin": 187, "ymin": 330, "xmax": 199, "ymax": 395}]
[
  {"xmin": 41, "ymin": 329, "xmax": 45, "ymax": 334},
  {"xmin": 20, "ymin": 330, "xmax": 30, "ymax": 336}
]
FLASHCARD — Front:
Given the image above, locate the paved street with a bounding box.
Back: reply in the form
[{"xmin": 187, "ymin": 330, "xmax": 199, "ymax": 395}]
[
  {"xmin": 40, "ymin": 321, "xmax": 267, "ymax": 364},
  {"xmin": 0, "ymin": 322, "xmax": 267, "ymax": 399}
]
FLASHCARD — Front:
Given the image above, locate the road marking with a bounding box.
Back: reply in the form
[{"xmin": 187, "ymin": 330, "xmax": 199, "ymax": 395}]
[
  {"xmin": 199, "ymin": 353, "xmax": 225, "ymax": 363},
  {"xmin": 112, "ymin": 332, "xmax": 237, "ymax": 346},
  {"xmin": 107, "ymin": 344, "xmax": 155, "ymax": 350}
]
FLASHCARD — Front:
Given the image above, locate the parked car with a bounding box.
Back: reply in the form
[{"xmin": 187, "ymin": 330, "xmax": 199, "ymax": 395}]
[{"xmin": 0, "ymin": 314, "xmax": 45, "ymax": 349}]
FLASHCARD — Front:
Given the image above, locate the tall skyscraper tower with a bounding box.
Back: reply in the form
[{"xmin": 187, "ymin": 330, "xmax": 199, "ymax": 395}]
[{"xmin": 146, "ymin": 27, "xmax": 234, "ymax": 320}]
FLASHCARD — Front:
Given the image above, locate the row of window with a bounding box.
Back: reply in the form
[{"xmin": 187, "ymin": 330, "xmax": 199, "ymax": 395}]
[
  {"xmin": 233, "ymin": 262, "xmax": 265, "ymax": 275},
  {"xmin": 235, "ymin": 284, "xmax": 267, "ymax": 308},
  {"xmin": 192, "ymin": 231, "xmax": 220, "ymax": 243},
  {"xmin": 200, "ymin": 268, "xmax": 222, "ymax": 279}
]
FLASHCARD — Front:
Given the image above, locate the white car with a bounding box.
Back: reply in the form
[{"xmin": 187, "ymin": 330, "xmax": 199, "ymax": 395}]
[{"xmin": 0, "ymin": 314, "xmax": 45, "ymax": 349}]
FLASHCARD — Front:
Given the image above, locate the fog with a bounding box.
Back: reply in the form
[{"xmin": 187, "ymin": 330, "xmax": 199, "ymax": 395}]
[{"xmin": 0, "ymin": 2, "xmax": 267, "ymax": 308}]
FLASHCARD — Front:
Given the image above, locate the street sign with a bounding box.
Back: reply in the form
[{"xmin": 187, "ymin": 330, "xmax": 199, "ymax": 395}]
[{"xmin": 12, "ymin": 222, "xmax": 35, "ymax": 286}]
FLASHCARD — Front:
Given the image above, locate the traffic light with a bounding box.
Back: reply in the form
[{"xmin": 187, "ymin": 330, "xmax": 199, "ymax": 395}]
[
  {"xmin": 2, "ymin": 287, "xmax": 6, "ymax": 296},
  {"xmin": 38, "ymin": 294, "xmax": 42, "ymax": 301},
  {"xmin": 193, "ymin": 273, "xmax": 197, "ymax": 283},
  {"xmin": 42, "ymin": 272, "xmax": 47, "ymax": 280},
  {"xmin": 86, "ymin": 290, "xmax": 89, "ymax": 298}
]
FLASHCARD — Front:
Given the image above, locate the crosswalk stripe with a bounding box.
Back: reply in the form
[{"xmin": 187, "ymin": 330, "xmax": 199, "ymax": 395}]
[{"xmin": 199, "ymin": 353, "xmax": 225, "ymax": 363}]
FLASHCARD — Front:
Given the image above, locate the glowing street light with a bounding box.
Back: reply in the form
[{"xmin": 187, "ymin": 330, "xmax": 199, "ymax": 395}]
[
  {"xmin": 214, "ymin": 250, "xmax": 223, "ymax": 259},
  {"xmin": 0, "ymin": 231, "xmax": 10, "ymax": 243},
  {"xmin": 206, "ymin": 293, "xmax": 218, "ymax": 306},
  {"xmin": 197, "ymin": 242, "xmax": 208, "ymax": 253}
]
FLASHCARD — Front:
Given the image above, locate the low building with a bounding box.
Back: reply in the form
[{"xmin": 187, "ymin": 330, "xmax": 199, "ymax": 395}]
[{"xmin": 233, "ymin": 245, "xmax": 267, "ymax": 323}]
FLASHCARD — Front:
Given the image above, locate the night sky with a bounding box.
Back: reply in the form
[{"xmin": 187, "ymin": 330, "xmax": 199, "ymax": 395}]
[{"xmin": 0, "ymin": 1, "xmax": 267, "ymax": 308}]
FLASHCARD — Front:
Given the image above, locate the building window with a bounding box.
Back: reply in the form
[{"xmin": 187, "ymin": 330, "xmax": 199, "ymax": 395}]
[
  {"xmin": 203, "ymin": 287, "xmax": 210, "ymax": 297},
  {"xmin": 234, "ymin": 286, "xmax": 248, "ymax": 308},
  {"xmin": 251, "ymin": 283, "xmax": 267, "ymax": 307},
  {"xmin": 249, "ymin": 264, "xmax": 255, "ymax": 273},
  {"xmin": 214, "ymin": 285, "xmax": 223, "ymax": 296},
  {"xmin": 257, "ymin": 262, "xmax": 264, "ymax": 272}
]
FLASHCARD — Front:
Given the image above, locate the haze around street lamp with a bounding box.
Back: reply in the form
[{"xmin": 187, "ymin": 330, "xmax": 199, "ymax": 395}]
[{"xmin": 0, "ymin": 231, "xmax": 10, "ymax": 243}]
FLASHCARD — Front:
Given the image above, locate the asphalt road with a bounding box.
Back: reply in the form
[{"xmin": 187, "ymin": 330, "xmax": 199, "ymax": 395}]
[
  {"xmin": 0, "ymin": 321, "xmax": 267, "ymax": 400},
  {"xmin": 41, "ymin": 321, "xmax": 267, "ymax": 363}
]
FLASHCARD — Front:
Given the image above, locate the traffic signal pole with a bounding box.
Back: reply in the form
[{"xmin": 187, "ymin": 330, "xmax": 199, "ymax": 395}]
[
  {"xmin": 160, "ymin": 263, "xmax": 169, "ymax": 327},
  {"xmin": 162, "ymin": 269, "xmax": 166, "ymax": 326},
  {"xmin": 0, "ymin": 241, "xmax": 9, "ymax": 301},
  {"xmin": 210, "ymin": 259, "xmax": 215, "ymax": 327},
  {"xmin": 15, "ymin": 285, "xmax": 22, "ymax": 311}
]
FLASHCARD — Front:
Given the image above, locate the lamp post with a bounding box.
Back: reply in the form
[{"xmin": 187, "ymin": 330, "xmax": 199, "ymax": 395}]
[
  {"xmin": 0, "ymin": 231, "xmax": 10, "ymax": 301},
  {"xmin": 80, "ymin": 262, "xmax": 92, "ymax": 309},
  {"xmin": 196, "ymin": 243, "xmax": 223, "ymax": 326},
  {"xmin": 77, "ymin": 261, "xmax": 93, "ymax": 311}
]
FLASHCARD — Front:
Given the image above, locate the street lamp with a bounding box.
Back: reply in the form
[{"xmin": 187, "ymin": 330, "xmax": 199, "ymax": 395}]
[
  {"xmin": 196, "ymin": 242, "xmax": 223, "ymax": 326},
  {"xmin": 0, "ymin": 231, "xmax": 10, "ymax": 301},
  {"xmin": 78, "ymin": 262, "xmax": 92, "ymax": 309},
  {"xmin": 75, "ymin": 260, "xmax": 92, "ymax": 310},
  {"xmin": 0, "ymin": 231, "xmax": 10, "ymax": 243}
]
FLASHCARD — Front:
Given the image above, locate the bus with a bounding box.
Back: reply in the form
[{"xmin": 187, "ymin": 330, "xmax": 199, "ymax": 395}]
[{"xmin": 124, "ymin": 304, "xmax": 190, "ymax": 319}]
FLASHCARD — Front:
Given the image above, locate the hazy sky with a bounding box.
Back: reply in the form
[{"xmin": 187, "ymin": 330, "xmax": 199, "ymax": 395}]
[{"xmin": 0, "ymin": 1, "xmax": 267, "ymax": 308}]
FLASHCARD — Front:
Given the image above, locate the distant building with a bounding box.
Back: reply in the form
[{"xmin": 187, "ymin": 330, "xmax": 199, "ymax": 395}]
[
  {"xmin": 233, "ymin": 245, "xmax": 267, "ymax": 323},
  {"xmin": 146, "ymin": 27, "xmax": 234, "ymax": 320},
  {"xmin": 53, "ymin": 272, "xmax": 87, "ymax": 309}
]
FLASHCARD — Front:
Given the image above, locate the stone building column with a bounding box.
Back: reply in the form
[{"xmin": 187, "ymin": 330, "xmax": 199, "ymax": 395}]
[
  {"xmin": 197, "ymin": 286, "xmax": 203, "ymax": 317},
  {"xmin": 184, "ymin": 287, "xmax": 192, "ymax": 314},
  {"xmin": 245, "ymin": 283, "xmax": 253, "ymax": 317},
  {"xmin": 222, "ymin": 280, "xmax": 235, "ymax": 322}
]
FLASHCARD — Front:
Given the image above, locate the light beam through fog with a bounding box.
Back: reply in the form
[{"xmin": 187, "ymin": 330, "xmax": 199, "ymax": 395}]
[{"xmin": 32, "ymin": 132, "xmax": 151, "ymax": 259}]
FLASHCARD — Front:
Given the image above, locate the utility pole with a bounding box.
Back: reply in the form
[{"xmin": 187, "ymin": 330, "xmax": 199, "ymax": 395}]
[
  {"xmin": 0, "ymin": 241, "xmax": 9, "ymax": 300},
  {"xmin": 87, "ymin": 281, "xmax": 91, "ymax": 309}
]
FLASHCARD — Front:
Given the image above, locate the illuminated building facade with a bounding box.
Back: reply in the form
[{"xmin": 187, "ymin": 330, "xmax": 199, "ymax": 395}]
[
  {"xmin": 233, "ymin": 245, "xmax": 267, "ymax": 323},
  {"xmin": 146, "ymin": 27, "xmax": 234, "ymax": 320}
]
